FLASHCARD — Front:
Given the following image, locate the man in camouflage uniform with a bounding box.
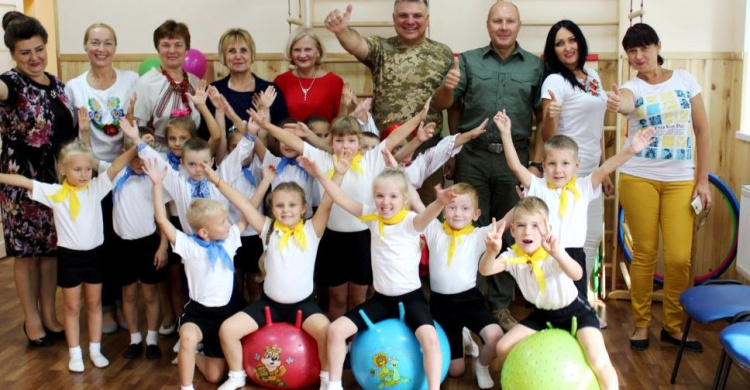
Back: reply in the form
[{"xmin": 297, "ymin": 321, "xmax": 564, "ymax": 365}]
[
  {"xmin": 434, "ymin": 1, "xmax": 544, "ymax": 331},
  {"xmin": 325, "ymin": 0, "xmax": 453, "ymax": 201}
]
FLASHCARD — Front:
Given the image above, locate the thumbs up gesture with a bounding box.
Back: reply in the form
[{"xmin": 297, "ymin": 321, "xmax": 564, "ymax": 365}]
[
  {"xmin": 443, "ymin": 56, "xmax": 461, "ymax": 90},
  {"xmin": 325, "ymin": 4, "xmax": 353, "ymax": 34},
  {"xmin": 607, "ymin": 84, "xmax": 621, "ymax": 113},
  {"xmin": 547, "ymin": 89, "xmax": 562, "ymax": 118}
]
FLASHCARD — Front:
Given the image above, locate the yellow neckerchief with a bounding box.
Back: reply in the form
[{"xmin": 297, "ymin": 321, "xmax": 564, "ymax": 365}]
[
  {"xmin": 360, "ymin": 207, "xmax": 409, "ymax": 236},
  {"xmin": 547, "ymin": 176, "xmax": 581, "ymax": 217},
  {"xmin": 443, "ymin": 221, "xmax": 475, "ymax": 267},
  {"xmin": 273, "ymin": 220, "xmax": 307, "ymax": 252},
  {"xmin": 327, "ymin": 152, "xmax": 363, "ymax": 179},
  {"xmin": 47, "ymin": 180, "xmax": 89, "ymax": 221},
  {"xmin": 505, "ymin": 244, "xmax": 550, "ymax": 295}
]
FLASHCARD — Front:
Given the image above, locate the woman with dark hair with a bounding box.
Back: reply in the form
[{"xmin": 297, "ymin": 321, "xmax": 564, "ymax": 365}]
[
  {"xmin": 608, "ymin": 23, "xmax": 711, "ymax": 351},
  {"xmin": 539, "ymin": 20, "xmax": 610, "ymax": 327},
  {"xmin": 133, "ymin": 20, "xmax": 201, "ymax": 150},
  {"xmin": 0, "ymin": 11, "xmax": 75, "ymax": 346}
]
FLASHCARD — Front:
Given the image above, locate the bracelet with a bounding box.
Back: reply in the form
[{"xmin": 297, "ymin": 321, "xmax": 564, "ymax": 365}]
[
  {"xmin": 245, "ymin": 133, "xmax": 257, "ymax": 142},
  {"xmin": 135, "ymin": 141, "xmax": 147, "ymax": 152},
  {"xmin": 528, "ymin": 161, "xmax": 543, "ymax": 171}
]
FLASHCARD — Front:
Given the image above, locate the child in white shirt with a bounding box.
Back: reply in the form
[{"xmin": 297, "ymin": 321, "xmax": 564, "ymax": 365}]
[
  {"xmin": 142, "ymin": 158, "xmax": 243, "ymax": 390},
  {"xmin": 206, "ymin": 154, "xmax": 346, "ymax": 390},
  {"xmin": 422, "ymin": 183, "xmax": 503, "ymax": 389},
  {"xmin": 301, "ymin": 155, "xmax": 457, "ymax": 390},
  {"xmin": 0, "ymin": 138, "xmax": 135, "ymax": 373},
  {"xmin": 479, "ymin": 197, "xmax": 617, "ymax": 390},
  {"xmin": 253, "ymin": 100, "xmax": 429, "ymax": 320},
  {"xmin": 495, "ymin": 109, "xmax": 654, "ymax": 298}
]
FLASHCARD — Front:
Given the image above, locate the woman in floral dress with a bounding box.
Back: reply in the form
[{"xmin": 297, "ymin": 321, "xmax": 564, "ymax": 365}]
[{"xmin": 0, "ymin": 11, "xmax": 77, "ymax": 346}]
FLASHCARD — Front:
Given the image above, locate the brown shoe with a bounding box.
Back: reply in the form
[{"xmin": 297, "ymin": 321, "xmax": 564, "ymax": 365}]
[{"xmin": 493, "ymin": 309, "xmax": 518, "ymax": 331}]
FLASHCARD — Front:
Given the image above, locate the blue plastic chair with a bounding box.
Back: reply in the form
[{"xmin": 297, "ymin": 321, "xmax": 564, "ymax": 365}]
[
  {"xmin": 670, "ymin": 280, "xmax": 750, "ymax": 384},
  {"xmin": 713, "ymin": 312, "xmax": 750, "ymax": 389}
]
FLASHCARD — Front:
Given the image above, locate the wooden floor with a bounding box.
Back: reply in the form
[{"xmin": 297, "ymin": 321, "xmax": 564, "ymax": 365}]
[{"xmin": 0, "ymin": 256, "xmax": 748, "ymax": 389}]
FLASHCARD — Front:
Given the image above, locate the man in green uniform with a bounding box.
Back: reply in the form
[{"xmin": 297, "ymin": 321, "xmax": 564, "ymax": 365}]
[
  {"xmin": 325, "ymin": 0, "xmax": 453, "ymax": 202},
  {"xmin": 434, "ymin": 1, "xmax": 544, "ymax": 331}
]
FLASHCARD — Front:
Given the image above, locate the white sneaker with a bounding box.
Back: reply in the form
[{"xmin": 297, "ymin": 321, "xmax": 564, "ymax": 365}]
[
  {"xmin": 463, "ymin": 327, "xmax": 479, "ymax": 358},
  {"xmin": 171, "ymin": 356, "xmax": 178, "ymax": 365},
  {"xmin": 68, "ymin": 357, "xmax": 84, "ymax": 373},
  {"xmin": 90, "ymin": 354, "xmax": 110, "ymax": 368},
  {"xmin": 217, "ymin": 375, "xmax": 247, "ymax": 390},
  {"xmin": 172, "ymin": 339, "xmax": 180, "ymax": 353}
]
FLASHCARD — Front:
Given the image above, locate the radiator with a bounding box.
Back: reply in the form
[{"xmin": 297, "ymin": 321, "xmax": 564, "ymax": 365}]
[{"xmin": 738, "ymin": 185, "xmax": 750, "ymax": 280}]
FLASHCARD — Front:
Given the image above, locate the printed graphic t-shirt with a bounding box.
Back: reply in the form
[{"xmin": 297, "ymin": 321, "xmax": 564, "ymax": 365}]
[{"xmin": 620, "ymin": 70, "xmax": 701, "ymax": 181}]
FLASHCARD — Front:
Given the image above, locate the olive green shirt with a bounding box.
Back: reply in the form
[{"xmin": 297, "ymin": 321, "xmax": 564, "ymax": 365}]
[
  {"xmin": 364, "ymin": 35, "xmax": 453, "ymax": 139},
  {"xmin": 453, "ymin": 43, "xmax": 544, "ymax": 144}
]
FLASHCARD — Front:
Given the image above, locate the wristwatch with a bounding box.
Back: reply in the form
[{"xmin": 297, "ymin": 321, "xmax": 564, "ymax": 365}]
[{"xmin": 528, "ymin": 161, "xmax": 543, "ymax": 171}]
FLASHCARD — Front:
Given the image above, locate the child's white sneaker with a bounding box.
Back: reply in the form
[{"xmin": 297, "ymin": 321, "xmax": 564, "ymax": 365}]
[
  {"xmin": 90, "ymin": 353, "xmax": 109, "ymax": 368},
  {"xmin": 172, "ymin": 339, "xmax": 180, "ymax": 353},
  {"xmin": 463, "ymin": 327, "xmax": 479, "ymax": 358},
  {"xmin": 68, "ymin": 357, "xmax": 84, "ymax": 373},
  {"xmin": 217, "ymin": 374, "xmax": 247, "ymax": 390}
]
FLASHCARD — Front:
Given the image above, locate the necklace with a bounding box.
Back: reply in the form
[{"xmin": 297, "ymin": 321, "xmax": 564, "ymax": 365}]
[
  {"xmin": 296, "ymin": 69, "xmax": 319, "ymax": 101},
  {"xmin": 161, "ymin": 68, "xmax": 192, "ymax": 117}
]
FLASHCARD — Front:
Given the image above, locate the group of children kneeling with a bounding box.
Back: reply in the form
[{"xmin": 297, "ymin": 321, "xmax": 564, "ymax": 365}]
[{"xmin": 0, "ymin": 85, "xmax": 657, "ymax": 390}]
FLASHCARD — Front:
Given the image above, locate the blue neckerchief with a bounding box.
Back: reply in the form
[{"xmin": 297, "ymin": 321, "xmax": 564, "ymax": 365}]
[
  {"xmin": 276, "ymin": 157, "xmax": 308, "ymax": 180},
  {"xmin": 189, "ymin": 234, "xmax": 234, "ymax": 272},
  {"xmin": 112, "ymin": 165, "xmax": 146, "ymax": 204},
  {"xmin": 166, "ymin": 151, "xmax": 181, "ymax": 171},
  {"xmin": 187, "ymin": 177, "xmax": 211, "ymax": 199},
  {"xmin": 242, "ymin": 165, "xmax": 257, "ymax": 187}
]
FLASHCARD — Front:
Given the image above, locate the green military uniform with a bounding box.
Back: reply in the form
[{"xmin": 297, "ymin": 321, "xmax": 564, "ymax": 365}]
[
  {"xmin": 364, "ymin": 35, "xmax": 453, "ymax": 203},
  {"xmin": 452, "ymin": 42, "xmax": 544, "ymax": 311},
  {"xmin": 364, "ymin": 35, "xmax": 453, "ymax": 144}
]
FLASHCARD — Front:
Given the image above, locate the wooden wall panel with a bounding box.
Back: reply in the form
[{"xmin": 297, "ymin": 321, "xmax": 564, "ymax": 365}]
[{"xmin": 58, "ymin": 53, "xmax": 746, "ymax": 285}]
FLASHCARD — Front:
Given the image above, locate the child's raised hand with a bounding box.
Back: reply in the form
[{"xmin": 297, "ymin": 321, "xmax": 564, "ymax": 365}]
[
  {"xmin": 466, "ymin": 118, "xmax": 488, "ymax": 140},
  {"xmin": 246, "ymin": 116, "xmax": 262, "ymax": 136},
  {"xmin": 417, "ymin": 122, "xmax": 436, "ymax": 142},
  {"xmin": 484, "ymin": 217, "xmax": 506, "ymax": 253},
  {"xmin": 334, "ymin": 149, "xmax": 353, "ymax": 174},
  {"xmin": 207, "ymin": 85, "xmax": 224, "ymax": 110},
  {"xmin": 120, "ymin": 118, "xmax": 140, "ymax": 142},
  {"xmin": 493, "ymin": 109, "xmax": 511, "ymax": 136},
  {"xmin": 262, "ymin": 164, "xmax": 277, "ymax": 181},
  {"xmin": 141, "ymin": 133, "xmax": 155, "ymax": 144},
  {"xmin": 77, "ymin": 107, "xmax": 91, "ymax": 133},
  {"xmin": 352, "ymin": 97, "xmax": 372, "ymax": 120},
  {"xmin": 283, "ymin": 121, "xmax": 310, "ymax": 139},
  {"xmin": 199, "ymin": 161, "xmax": 220, "ymax": 184},
  {"xmin": 296, "ymin": 156, "xmax": 321, "ymax": 177},
  {"xmin": 435, "ymin": 183, "xmax": 457, "ymax": 206},
  {"xmin": 629, "ymin": 127, "xmax": 656, "ymax": 154},
  {"xmin": 186, "ymin": 80, "xmax": 209, "ymax": 106},
  {"xmin": 126, "ymin": 91, "xmax": 137, "ymax": 122},
  {"xmin": 257, "ymin": 86, "xmax": 277, "ymax": 110},
  {"xmin": 341, "ymin": 82, "xmax": 353, "ymax": 110},
  {"xmin": 418, "ymin": 97, "xmax": 432, "ymax": 121},
  {"xmin": 247, "ymin": 108, "xmax": 269, "ymax": 129},
  {"xmin": 381, "ymin": 147, "xmax": 399, "ymax": 168},
  {"xmin": 142, "ymin": 158, "xmax": 167, "ymax": 184}
]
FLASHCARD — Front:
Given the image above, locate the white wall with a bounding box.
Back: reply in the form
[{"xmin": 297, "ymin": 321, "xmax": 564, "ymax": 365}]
[{"xmin": 56, "ymin": 0, "xmax": 745, "ymax": 56}]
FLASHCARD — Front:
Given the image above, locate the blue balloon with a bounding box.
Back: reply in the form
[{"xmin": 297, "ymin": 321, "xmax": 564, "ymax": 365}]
[{"xmin": 350, "ymin": 302, "xmax": 450, "ymax": 390}]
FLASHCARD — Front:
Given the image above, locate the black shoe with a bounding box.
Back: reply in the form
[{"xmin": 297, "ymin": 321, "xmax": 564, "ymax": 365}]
[
  {"xmin": 660, "ymin": 329, "xmax": 703, "ymax": 352},
  {"xmin": 629, "ymin": 331, "xmax": 649, "ymax": 351},
  {"xmin": 43, "ymin": 325, "xmax": 66, "ymax": 341},
  {"xmin": 122, "ymin": 343, "xmax": 144, "ymax": 359},
  {"xmin": 146, "ymin": 344, "xmax": 162, "ymax": 360},
  {"xmin": 23, "ymin": 323, "xmax": 53, "ymax": 347}
]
